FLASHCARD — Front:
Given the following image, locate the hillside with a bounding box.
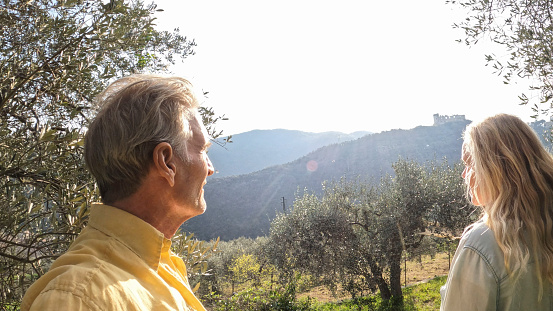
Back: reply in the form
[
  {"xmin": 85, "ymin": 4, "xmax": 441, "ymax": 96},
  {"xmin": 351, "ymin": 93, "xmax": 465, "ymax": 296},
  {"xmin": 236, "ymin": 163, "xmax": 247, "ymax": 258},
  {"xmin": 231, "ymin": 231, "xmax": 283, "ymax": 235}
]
[
  {"xmin": 209, "ymin": 129, "xmax": 371, "ymax": 178},
  {"xmin": 182, "ymin": 120, "xmax": 471, "ymax": 240}
]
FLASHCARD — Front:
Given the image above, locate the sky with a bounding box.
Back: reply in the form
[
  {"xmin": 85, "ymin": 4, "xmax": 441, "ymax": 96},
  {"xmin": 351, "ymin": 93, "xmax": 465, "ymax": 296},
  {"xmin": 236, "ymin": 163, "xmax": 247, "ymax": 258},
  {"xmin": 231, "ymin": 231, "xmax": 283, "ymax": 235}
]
[{"xmin": 153, "ymin": 0, "xmax": 538, "ymax": 135}]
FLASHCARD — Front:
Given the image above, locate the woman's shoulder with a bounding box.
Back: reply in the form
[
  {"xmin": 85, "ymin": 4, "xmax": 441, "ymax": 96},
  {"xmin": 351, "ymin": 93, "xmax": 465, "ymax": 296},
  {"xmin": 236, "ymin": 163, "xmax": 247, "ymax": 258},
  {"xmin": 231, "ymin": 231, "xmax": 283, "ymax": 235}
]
[
  {"xmin": 461, "ymin": 221, "xmax": 499, "ymax": 252},
  {"xmin": 462, "ymin": 221, "xmax": 495, "ymax": 245},
  {"xmin": 460, "ymin": 221, "xmax": 508, "ymax": 277}
]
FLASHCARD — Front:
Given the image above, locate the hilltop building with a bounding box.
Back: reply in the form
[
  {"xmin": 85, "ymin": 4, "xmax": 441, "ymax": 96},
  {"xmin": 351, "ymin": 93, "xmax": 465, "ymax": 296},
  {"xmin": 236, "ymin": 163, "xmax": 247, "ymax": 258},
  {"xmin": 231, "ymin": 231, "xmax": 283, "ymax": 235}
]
[{"xmin": 433, "ymin": 113, "xmax": 467, "ymax": 126}]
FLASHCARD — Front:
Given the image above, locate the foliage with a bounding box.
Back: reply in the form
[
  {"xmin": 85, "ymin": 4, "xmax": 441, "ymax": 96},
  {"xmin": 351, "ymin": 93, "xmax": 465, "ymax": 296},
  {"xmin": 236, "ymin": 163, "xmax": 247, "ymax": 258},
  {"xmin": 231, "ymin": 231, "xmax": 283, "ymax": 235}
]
[
  {"xmin": 200, "ymin": 106, "xmax": 232, "ymax": 147},
  {"xmin": 0, "ymin": 0, "xmax": 226, "ymax": 307},
  {"xmin": 402, "ymin": 276, "xmax": 447, "ymax": 311},
  {"xmin": 170, "ymin": 232, "xmax": 220, "ymax": 293},
  {"xmin": 205, "ymin": 274, "xmax": 447, "ymax": 311},
  {"xmin": 310, "ymin": 276, "xmax": 447, "ymax": 311},
  {"xmin": 266, "ymin": 158, "xmax": 469, "ymax": 306},
  {"xmin": 448, "ymin": 0, "xmax": 553, "ymax": 117},
  {"xmin": 228, "ymin": 254, "xmax": 277, "ymax": 289},
  {"xmin": 187, "ymin": 121, "xmax": 469, "ymax": 241},
  {"xmin": 310, "ymin": 297, "xmax": 381, "ymax": 311},
  {"xmin": 208, "ymin": 280, "xmax": 312, "ymax": 311},
  {"xmin": 266, "ymin": 187, "xmax": 358, "ymax": 293},
  {"xmin": 201, "ymin": 236, "xmax": 268, "ymax": 295},
  {"xmin": 425, "ymin": 161, "xmax": 478, "ymax": 238},
  {"xmin": 230, "ymin": 254, "xmax": 260, "ymax": 284}
]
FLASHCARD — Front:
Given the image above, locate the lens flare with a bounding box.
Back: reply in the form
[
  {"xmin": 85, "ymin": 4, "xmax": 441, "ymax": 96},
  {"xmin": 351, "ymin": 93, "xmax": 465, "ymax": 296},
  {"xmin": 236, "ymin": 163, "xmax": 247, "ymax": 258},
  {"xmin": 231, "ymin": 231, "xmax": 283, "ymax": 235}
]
[{"xmin": 306, "ymin": 160, "xmax": 318, "ymax": 172}]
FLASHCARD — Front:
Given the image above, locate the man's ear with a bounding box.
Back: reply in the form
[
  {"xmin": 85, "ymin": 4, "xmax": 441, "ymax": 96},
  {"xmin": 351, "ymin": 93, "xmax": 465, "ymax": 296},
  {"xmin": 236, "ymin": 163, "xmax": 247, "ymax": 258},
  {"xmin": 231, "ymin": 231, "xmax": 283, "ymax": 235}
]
[{"xmin": 152, "ymin": 142, "xmax": 176, "ymax": 187}]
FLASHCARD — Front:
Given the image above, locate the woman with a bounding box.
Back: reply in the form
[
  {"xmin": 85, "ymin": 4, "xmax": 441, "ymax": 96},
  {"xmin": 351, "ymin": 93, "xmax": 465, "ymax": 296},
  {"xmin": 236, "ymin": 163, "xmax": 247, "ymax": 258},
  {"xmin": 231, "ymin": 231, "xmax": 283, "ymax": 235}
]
[{"xmin": 440, "ymin": 114, "xmax": 553, "ymax": 310}]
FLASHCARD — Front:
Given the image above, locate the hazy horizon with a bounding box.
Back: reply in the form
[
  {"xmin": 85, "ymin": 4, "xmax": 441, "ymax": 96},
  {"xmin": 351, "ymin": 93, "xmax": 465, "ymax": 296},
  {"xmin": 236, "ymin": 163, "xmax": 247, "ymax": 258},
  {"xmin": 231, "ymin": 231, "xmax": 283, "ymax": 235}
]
[{"xmin": 155, "ymin": 0, "xmax": 538, "ymax": 135}]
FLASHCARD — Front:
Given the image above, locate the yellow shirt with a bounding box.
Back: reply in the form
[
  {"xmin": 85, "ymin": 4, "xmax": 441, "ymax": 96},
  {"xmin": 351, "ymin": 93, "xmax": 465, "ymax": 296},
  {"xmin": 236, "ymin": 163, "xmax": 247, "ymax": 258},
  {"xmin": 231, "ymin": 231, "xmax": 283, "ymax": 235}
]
[{"xmin": 21, "ymin": 204, "xmax": 206, "ymax": 311}]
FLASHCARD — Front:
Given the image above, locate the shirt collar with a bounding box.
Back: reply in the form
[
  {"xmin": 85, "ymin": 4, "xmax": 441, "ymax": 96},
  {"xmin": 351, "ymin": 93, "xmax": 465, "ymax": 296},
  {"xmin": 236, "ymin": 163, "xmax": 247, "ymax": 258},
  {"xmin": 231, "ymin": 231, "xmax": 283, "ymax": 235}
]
[{"xmin": 87, "ymin": 203, "xmax": 171, "ymax": 270}]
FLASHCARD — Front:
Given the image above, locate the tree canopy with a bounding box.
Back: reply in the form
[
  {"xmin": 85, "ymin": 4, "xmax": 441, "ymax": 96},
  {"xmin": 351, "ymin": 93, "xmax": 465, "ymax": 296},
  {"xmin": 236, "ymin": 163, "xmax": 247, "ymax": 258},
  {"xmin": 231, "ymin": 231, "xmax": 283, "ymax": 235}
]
[
  {"xmin": 448, "ymin": 0, "xmax": 553, "ymax": 117},
  {"xmin": 266, "ymin": 158, "xmax": 474, "ymax": 305}
]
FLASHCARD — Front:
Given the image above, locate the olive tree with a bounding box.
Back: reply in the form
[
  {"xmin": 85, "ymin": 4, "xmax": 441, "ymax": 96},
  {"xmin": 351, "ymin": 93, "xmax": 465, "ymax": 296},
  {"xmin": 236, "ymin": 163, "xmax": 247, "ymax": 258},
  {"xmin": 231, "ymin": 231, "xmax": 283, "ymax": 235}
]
[
  {"xmin": 203, "ymin": 237, "xmax": 263, "ymax": 294},
  {"xmin": 448, "ymin": 0, "xmax": 553, "ymax": 117},
  {"xmin": 268, "ymin": 188, "xmax": 358, "ymax": 293},
  {"xmin": 426, "ymin": 161, "xmax": 477, "ymax": 237},
  {"xmin": 267, "ymin": 158, "xmax": 469, "ymax": 305}
]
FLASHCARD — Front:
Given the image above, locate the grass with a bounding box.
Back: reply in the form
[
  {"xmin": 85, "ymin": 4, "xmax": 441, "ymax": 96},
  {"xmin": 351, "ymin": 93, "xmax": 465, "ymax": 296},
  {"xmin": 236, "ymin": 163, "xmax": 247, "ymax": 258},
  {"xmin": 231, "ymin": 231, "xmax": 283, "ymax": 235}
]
[
  {"xmin": 403, "ymin": 276, "xmax": 447, "ymax": 310},
  {"xmin": 206, "ymin": 253, "xmax": 451, "ymax": 310},
  {"xmin": 297, "ymin": 253, "xmax": 451, "ymax": 304},
  {"xmin": 309, "ymin": 276, "xmax": 447, "ymax": 311}
]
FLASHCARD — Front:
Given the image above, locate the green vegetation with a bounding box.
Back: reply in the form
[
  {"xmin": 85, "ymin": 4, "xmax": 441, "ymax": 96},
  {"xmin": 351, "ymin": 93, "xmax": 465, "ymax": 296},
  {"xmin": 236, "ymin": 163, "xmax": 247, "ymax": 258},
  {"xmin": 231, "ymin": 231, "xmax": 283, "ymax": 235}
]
[
  {"xmin": 264, "ymin": 159, "xmax": 471, "ymax": 305},
  {"xmin": 315, "ymin": 276, "xmax": 447, "ymax": 311},
  {"xmin": 203, "ymin": 276, "xmax": 448, "ymax": 311},
  {"xmin": 192, "ymin": 159, "xmax": 472, "ymax": 309},
  {"xmin": 448, "ymin": 0, "xmax": 553, "ymax": 117},
  {"xmin": 207, "ymin": 282, "xmax": 312, "ymax": 311},
  {"xmin": 402, "ymin": 277, "xmax": 447, "ymax": 311},
  {"xmin": 188, "ymin": 120, "xmax": 471, "ymax": 241}
]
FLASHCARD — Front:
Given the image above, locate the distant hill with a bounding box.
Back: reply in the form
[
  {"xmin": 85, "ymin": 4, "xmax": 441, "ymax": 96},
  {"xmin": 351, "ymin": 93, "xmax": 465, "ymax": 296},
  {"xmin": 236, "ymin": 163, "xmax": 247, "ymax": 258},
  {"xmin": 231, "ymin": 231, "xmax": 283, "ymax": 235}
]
[
  {"xmin": 208, "ymin": 129, "xmax": 371, "ymax": 178},
  {"xmin": 182, "ymin": 120, "xmax": 471, "ymax": 241},
  {"xmin": 529, "ymin": 120, "xmax": 553, "ymax": 150}
]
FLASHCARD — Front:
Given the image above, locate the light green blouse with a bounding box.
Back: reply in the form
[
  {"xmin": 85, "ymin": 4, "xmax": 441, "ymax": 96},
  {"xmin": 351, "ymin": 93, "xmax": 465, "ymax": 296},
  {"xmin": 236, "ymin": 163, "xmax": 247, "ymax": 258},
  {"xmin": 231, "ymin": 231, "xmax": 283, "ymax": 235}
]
[{"xmin": 440, "ymin": 221, "xmax": 552, "ymax": 310}]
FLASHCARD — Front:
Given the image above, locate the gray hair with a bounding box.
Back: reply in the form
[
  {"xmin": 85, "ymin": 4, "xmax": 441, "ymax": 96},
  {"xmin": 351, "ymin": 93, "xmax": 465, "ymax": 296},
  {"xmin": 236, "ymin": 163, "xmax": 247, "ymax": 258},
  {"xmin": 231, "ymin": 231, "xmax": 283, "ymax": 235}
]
[{"xmin": 84, "ymin": 75, "xmax": 200, "ymax": 204}]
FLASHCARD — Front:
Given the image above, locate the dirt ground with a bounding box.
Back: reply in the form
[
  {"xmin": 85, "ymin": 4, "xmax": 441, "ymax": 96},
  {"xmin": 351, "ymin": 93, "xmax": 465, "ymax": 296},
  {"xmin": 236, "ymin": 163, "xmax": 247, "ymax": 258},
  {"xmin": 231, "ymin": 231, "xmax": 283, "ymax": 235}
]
[
  {"xmin": 402, "ymin": 252, "xmax": 451, "ymax": 286},
  {"xmin": 297, "ymin": 253, "xmax": 451, "ymax": 303}
]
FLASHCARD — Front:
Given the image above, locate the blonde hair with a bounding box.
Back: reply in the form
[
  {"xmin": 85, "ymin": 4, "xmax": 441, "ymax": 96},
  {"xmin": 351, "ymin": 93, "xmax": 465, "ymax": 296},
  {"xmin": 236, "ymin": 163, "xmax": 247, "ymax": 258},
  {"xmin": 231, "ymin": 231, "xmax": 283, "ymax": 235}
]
[
  {"xmin": 84, "ymin": 75, "xmax": 200, "ymax": 204},
  {"xmin": 463, "ymin": 113, "xmax": 553, "ymax": 294}
]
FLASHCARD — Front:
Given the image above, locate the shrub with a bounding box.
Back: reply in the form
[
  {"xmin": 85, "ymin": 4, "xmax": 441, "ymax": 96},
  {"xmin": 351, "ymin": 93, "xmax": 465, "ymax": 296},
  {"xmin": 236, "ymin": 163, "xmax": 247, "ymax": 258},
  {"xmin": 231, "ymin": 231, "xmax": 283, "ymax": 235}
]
[{"xmin": 208, "ymin": 281, "xmax": 311, "ymax": 311}]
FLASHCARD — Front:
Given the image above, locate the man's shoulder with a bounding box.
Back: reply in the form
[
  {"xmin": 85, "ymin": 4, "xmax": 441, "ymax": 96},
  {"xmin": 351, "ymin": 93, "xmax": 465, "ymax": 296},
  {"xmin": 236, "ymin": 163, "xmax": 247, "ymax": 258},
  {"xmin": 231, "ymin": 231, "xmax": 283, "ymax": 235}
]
[
  {"xmin": 22, "ymin": 228, "xmax": 149, "ymax": 310},
  {"xmin": 22, "ymin": 255, "xmax": 150, "ymax": 311},
  {"xmin": 21, "ymin": 250, "xmax": 105, "ymax": 310}
]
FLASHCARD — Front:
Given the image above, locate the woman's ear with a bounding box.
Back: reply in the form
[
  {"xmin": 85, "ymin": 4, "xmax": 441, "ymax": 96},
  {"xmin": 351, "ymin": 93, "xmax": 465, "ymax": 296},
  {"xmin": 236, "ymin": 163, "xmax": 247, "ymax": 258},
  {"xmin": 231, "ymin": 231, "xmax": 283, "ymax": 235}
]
[{"xmin": 152, "ymin": 142, "xmax": 176, "ymax": 187}]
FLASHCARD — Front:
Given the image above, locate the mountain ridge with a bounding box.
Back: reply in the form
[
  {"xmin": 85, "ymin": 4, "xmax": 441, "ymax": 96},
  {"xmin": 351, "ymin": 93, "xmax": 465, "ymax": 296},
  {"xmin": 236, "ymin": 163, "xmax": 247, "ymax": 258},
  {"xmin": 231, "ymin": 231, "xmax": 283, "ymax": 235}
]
[
  {"xmin": 183, "ymin": 120, "xmax": 471, "ymax": 240},
  {"xmin": 209, "ymin": 129, "xmax": 371, "ymax": 178}
]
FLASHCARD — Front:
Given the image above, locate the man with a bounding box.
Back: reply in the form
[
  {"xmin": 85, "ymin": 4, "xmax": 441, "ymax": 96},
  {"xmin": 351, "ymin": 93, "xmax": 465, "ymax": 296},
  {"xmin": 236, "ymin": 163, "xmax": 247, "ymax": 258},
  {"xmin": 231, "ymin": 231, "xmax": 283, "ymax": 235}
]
[{"xmin": 21, "ymin": 75, "xmax": 214, "ymax": 311}]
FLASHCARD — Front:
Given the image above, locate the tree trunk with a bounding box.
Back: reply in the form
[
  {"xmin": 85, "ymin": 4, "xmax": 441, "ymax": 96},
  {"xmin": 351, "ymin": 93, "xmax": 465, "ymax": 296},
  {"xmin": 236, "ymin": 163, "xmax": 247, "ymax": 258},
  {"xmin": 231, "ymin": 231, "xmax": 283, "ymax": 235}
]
[
  {"xmin": 388, "ymin": 234, "xmax": 405, "ymax": 307},
  {"xmin": 389, "ymin": 252, "xmax": 404, "ymax": 300},
  {"xmin": 376, "ymin": 275, "xmax": 392, "ymax": 301},
  {"xmin": 367, "ymin": 256, "xmax": 392, "ymax": 300}
]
